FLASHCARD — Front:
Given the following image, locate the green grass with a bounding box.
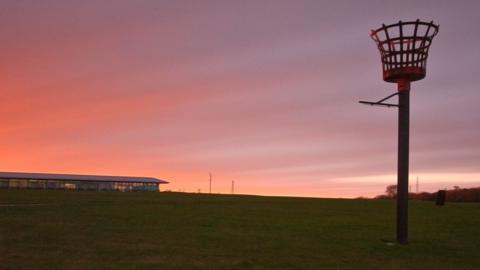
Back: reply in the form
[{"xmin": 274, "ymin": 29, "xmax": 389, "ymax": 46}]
[{"xmin": 0, "ymin": 190, "xmax": 479, "ymax": 270}]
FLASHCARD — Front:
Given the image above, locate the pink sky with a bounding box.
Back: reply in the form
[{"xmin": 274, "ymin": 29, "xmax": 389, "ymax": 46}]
[{"xmin": 1, "ymin": 0, "xmax": 479, "ymax": 198}]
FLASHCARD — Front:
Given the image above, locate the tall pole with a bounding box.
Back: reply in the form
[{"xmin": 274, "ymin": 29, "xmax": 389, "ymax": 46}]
[
  {"xmin": 209, "ymin": 172, "xmax": 212, "ymax": 194},
  {"xmin": 368, "ymin": 20, "xmax": 438, "ymax": 244},
  {"xmin": 396, "ymin": 81, "xmax": 410, "ymax": 244},
  {"xmin": 231, "ymin": 180, "xmax": 235, "ymax": 194}
]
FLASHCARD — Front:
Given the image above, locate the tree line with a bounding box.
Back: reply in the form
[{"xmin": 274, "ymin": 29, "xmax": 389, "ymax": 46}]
[{"xmin": 375, "ymin": 185, "xmax": 480, "ymax": 202}]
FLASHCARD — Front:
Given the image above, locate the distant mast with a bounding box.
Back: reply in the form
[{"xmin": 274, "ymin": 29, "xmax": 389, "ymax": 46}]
[
  {"xmin": 416, "ymin": 176, "xmax": 419, "ymax": 193},
  {"xmin": 209, "ymin": 172, "xmax": 212, "ymax": 194}
]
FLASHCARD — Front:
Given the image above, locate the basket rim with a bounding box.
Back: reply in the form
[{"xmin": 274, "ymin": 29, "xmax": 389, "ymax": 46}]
[{"xmin": 370, "ymin": 19, "xmax": 439, "ymax": 40}]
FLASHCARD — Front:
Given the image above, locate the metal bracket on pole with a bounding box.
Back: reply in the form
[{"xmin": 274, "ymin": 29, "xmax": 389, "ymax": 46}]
[{"xmin": 359, "ymin": 92, "xmax": 399, "ymax": 108}]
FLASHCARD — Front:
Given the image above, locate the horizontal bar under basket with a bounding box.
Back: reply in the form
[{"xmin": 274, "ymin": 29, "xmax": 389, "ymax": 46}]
[{"xmin": 359, "ymin": 92, "xmax": 399, "ymax": 108}]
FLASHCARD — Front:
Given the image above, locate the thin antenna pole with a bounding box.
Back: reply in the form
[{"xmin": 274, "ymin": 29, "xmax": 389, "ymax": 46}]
[
  {"xmin": 231, "ymin": 180, "xmax": 235, "ymax": 194},
  {"xmin": 416, "ymin": 176, "xmax": 419, "ymax": 193},
  {"xmin": 209, "ymin": 172, "xmax": 212, "ymax": 194}
]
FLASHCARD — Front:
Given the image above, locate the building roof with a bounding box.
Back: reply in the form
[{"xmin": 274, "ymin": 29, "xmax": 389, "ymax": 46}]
[{"xmin": 0, "ymin": 171, "xmax": 169, "ymax": 184}]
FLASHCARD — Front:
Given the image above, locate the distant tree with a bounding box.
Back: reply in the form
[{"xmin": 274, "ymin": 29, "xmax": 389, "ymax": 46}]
[{"xmin": 385, "ymin": 185, "xmax": 397, "ymax": 198}]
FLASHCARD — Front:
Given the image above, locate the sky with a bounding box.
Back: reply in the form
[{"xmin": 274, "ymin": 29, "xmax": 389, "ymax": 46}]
[{"xmin": 1, "ymin": 0, "xmax": 479, "ymax": 198}]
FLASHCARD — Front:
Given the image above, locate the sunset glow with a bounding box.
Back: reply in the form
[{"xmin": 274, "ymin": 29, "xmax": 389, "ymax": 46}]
[{"xmin": 1, "ymin": 1, "xmax": 479, "ymax": 197}]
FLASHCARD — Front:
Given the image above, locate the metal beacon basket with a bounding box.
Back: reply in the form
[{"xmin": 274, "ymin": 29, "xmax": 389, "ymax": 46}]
[
  {"xmin": 362, "ymin": 19, "xmax": 439, "ymax": 244},
  {"xmin": 370, "ymin": 19, "xmax": 439, "ymax": 90}
]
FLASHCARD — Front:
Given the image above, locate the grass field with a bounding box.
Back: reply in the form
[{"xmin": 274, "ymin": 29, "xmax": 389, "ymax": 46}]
[{"xmin": 1, "ymin": 190, "xmax": 479, "ymax": 270}]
